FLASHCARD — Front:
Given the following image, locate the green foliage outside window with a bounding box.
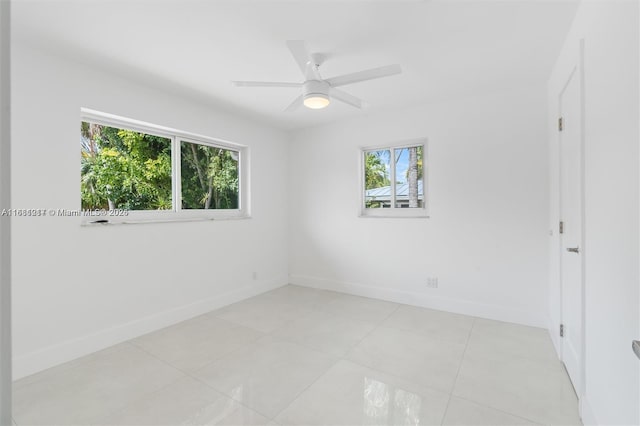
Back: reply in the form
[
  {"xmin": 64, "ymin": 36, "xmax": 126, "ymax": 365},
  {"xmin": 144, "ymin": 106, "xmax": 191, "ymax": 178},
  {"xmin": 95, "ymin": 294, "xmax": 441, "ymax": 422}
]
[
  {"xmin": 81, "ymin": 122, "xmax": 239, "ymax": 211},
  {"xmin": 364, "ymin": 150, "xmax": 390, "ymax": 208},
  {"xmin": 181, "ymin": 142, "xmax": 239, "ymax": 210},
  {"xmin": 81, "ymin": 122, "xmax": 172, "ymax": 210}
]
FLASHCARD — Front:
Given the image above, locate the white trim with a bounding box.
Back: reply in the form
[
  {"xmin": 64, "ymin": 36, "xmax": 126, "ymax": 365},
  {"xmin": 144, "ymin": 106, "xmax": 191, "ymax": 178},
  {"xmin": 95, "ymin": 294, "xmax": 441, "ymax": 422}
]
[
  {"xmin": 80, "ymin": 108, "xmax": 250, "ymax": 223},
  {"xmin": 358, "ymin": 213, "xmax": 431, "ymax": 219},
  {"xmin": 556, "ymin": 39, "xmax": 587, "ymax": 404},
  {"xmin": 578, "ymin": 36, "xmax": 588, "ymax": 409},
  {"xmin": 81, "ymin": 108, "xmax": 244, "ymax": 152},
  {"xmin": 390, "ymin": 148, "xmax": 396, "ymax": 208},
  {"xmin": 81, "ymin": 215, "xmax": 251, "ymax": 227},
  {"xmin": 359, "ymin": 209, "xmax": 429, "ymax": 219},
  {"xmin": 360, "ymin": 138, "xmax": 429, "ymax": 218},
  {"xmin": 172, "ymin": 135, "xmax": 180, "ymax": 212},
  {"xmin": 13, "ymin": 276, "xmax": 288, "ymax": 380},
  {"xmin": 289, "ymin": 274, "xmax": 546, "ymax": 328}
]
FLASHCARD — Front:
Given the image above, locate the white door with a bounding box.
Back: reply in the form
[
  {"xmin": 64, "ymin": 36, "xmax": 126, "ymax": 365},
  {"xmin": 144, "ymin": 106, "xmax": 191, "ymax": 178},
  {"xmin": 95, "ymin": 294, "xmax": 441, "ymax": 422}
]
[{"xmin": 559, "ymin": 65, "xmax": 583, "ymax": 394}]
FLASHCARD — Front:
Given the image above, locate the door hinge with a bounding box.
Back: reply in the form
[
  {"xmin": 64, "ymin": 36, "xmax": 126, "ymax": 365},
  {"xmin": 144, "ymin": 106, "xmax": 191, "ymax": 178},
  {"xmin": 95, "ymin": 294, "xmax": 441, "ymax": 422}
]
[
  {"xmin": 559, "ymin": 221, "xmax": 564, "ymax": 234},
  {"xmin": 560, "ymin": 324, "xmax": 565, "ymax": 337},
  {"xmin": 558, "ymin": 117, "xmax": 564, "ymax": 131}
]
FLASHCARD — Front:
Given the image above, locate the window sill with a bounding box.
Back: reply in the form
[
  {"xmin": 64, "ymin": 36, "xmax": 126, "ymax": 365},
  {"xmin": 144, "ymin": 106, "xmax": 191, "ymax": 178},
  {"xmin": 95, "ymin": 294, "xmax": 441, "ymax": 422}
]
[
  {"xmin": 359, "ymin": 209, "xmax": 429, "ymax": 219},
  {"xmin": 358, "ymin": 215, "xmax": 430, "ymax": 219},
  {"xmin": 81, "ymin": 213, "xmax": 251, "ymax": 226}
]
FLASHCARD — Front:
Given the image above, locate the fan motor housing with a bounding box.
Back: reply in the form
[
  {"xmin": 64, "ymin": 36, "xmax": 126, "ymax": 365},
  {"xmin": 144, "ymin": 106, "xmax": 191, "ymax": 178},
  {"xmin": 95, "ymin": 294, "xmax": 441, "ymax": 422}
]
[{"xmin": 303, "ymin": 80, "xmax": 330, "ymax": 98}]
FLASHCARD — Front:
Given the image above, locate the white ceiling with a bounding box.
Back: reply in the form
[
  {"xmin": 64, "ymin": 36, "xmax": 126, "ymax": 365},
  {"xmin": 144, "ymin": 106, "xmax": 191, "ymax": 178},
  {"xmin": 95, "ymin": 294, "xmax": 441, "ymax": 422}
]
[{"xmin": 12, "ymin": 0, "xmax": 580, "ymax": 130}]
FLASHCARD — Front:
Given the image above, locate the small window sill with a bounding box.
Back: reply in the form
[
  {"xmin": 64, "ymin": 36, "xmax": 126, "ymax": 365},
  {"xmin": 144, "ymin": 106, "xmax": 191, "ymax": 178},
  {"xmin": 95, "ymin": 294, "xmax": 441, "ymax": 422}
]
[{"xmin": 359, "ymin": 209, "xmax": 429, "ymax": 219}]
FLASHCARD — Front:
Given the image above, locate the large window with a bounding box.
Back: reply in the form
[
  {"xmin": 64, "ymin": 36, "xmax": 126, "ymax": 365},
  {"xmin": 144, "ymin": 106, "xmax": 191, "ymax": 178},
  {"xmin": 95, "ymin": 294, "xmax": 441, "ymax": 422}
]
[
  {"xmin": 361, "ymin": 141, "xmax": 427, "ymax": 218},
  {"xmin": 80, "ymin": 110, "xmax": 247, "ymax": 221}
]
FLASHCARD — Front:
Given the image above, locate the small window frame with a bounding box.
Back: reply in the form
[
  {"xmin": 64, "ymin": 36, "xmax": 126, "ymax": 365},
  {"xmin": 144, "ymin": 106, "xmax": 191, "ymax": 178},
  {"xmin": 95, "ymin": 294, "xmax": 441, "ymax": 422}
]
[
  {"xmin": 80, "ymin": 108, "xmax": 250, "ymax": 224},
  {"xmin": 359, "ymin": 139, "xmax": 428, "ymax": 218}
]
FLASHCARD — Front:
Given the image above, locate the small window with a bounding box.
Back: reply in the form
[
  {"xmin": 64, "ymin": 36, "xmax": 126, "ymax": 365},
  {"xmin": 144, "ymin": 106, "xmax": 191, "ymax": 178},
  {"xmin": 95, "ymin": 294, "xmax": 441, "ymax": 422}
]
[
  {"xmin": 180, "ymin": 141, "xmax": 239, "ymax": 210},
  {"xmin": 80, "ymin": 110, "xmax": 248, "ymax": 221},
  {"xmin": 361, "ymin": 141, "xmax": 427, "ymax": 218}
]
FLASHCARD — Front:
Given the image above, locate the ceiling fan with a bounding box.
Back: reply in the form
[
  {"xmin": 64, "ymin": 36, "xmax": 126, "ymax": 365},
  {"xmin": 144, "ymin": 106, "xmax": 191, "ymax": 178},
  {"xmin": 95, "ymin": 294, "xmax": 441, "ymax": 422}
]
[{"xmin": 232, "ymin": 40, "xmax": 402, "ymax": 111}]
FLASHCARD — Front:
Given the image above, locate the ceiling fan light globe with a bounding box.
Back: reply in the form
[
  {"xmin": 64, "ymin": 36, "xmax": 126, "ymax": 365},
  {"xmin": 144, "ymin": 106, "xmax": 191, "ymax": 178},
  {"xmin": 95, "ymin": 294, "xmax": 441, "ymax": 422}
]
[{"xmin": 303, "ymin": 94, "xmax": 330, "ymax": 109}]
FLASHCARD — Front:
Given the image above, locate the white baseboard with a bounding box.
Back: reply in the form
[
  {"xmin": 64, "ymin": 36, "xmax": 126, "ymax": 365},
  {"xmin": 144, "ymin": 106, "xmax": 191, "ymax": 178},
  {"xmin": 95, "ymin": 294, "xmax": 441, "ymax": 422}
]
[
  {"xmin": 290, "ymin": 274, "xmax": 546, "ymax": 328},
  {"xmin": 580, "ymin": 395, "xmax": 597, "ymax": 425},
  {"xmin": 13, "ymin": 277, "xmax": 287, "ymax": 380}
]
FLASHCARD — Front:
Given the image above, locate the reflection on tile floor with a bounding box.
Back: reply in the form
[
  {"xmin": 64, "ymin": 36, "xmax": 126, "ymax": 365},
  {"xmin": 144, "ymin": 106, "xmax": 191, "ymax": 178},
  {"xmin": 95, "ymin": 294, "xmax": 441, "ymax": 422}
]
[{"xmin": 13, "ymin": 285, "xmax": 581, "ymax": 425}]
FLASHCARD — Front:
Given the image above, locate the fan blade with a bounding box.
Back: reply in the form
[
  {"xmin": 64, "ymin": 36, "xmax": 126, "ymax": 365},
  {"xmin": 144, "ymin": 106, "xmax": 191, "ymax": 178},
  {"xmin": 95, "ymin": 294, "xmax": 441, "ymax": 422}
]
[
  {"xmin": 284, "ymin": 95, "xmax": 303, "ymax": 112},
  {"xmin": 286, "ymin": 40, "xmax": 321, "ymax": 80},
  {"xmin": 331, "ymin": 88, "xmax": 363, "ymax": 109},
  {"xmin": 327, "ymin": 64, "xmax": 402, "ymax": 88},
  {"xmin": 232, "ymin": 81, "xmax": 302, "ymax": 88}
]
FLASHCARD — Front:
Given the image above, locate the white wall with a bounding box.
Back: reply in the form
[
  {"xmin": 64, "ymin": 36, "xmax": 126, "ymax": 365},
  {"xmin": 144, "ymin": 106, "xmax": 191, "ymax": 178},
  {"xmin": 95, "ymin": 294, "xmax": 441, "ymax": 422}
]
[
  {"xmin": 11, "ymin": 43, "xmax": 289, "ymax": 380},
  {"xmin": 547, "ymin": 1, "xmax": 639, "ymax": 424},
  {"xmin": 289, "ymin": 86, "xmax": 550, "ymax": 327}
]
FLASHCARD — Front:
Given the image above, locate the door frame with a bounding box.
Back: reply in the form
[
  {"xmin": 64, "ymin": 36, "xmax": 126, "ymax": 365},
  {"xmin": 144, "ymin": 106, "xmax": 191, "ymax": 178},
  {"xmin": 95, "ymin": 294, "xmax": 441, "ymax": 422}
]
[
  {"xmin": 557, "ymin": 38, "xmax": 587, "ymax": 407},
  {"xmin": 0, "ymin": 0, "xmax": 11, "ymax": 424}
]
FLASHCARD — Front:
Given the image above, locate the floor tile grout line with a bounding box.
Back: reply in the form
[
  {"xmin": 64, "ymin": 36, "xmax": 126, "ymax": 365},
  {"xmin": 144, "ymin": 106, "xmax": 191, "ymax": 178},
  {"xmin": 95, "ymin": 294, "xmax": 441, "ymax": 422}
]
[
  {"xmin": 263, "ymin": 297, "xmax": 399, "ymax": 339},
  {"xmin": 443, "ymin": 326, "xmax": 579, "ymax": 426},
  {"xmin": 265, "ymin": 297, "xmax": 402, "ymax": 422},
  {"xmin": 212, "ymin": 333, "xmax": 349, "ymax": 420},
  {"xmin": 282, "ymin": 284, "xmax": 406, "ymax": 323},
  {"xmin": 134, "ymin": 326, "xmax": 351, "ymax": 422},
  {"xmin": 440, "ymin": 318, "xmax": 476, "ymax": 425},
  {"xmin": 13, "ymin": 343, "xmax": 132, "ymax": 392},
  {"xmin": 348, "ymin": 303, "xmax": 402, "ymax": 350},
  {"xmin": 12, "ymin": 343, "xmax": 171, "ymax": 425},
  {"xmin": 261, "ymin": 303, "xmax": 326, "ymax": 338},
  {"xmin": 331, "ymin": 300, "xmax": 472, "ymax": 401},
  {"xmin": 185, "ymin": 372, "xmax": 275, "ymax": 421},
  {"xmin": 149, "ymin": 290, "xmax": 410, "ymax": 384},
  {"xmin": 446, "ymin": 324, "xmax": 578, "ymax": 425},
  {"xmin": 266, "ymin": 351, "xmax": 343, "ymax": 422},
  {"xmin": 154, "ymin": 321, "xmax": 268, "ymax": 376},
  {"xmin": 185, "ymin": 373, "xmax": 274, "ymax": 421},
  {"xmin": 87, "ymin": 342, "xmax": 193, "ymax": 424},
  {"xmin": 339, "ymin": 301, "xmax": 467, "ymax": 400},
  {"xmin": 208, "ymin": 313, "xmax": 283, "ymax": 335},
  {"xmin": 212, "ymin": 298, "xmax": 333, "ymax": 338},
  {"xmin": 215, "ymin": 305, "xmax": 402, "ymax": 403},
  {"xmin": 342, "ymin": 356, "xmax": 452, "ymax": 399},
  {"xmin": 17, "ymin": 286, "xmax": 574, "ymax": 425},
  {"xmin": 133, "ymin": 288, "xmax": 401, "ymax": 377},
  {"xmin": 124, "ymin": 289, "xmax": 353, "ymax": 422},
  {"xmin": 212, "ymin": 292, "xmax": 391, "ymax": 348},
  {"xmin": 188, "ymin": 307, "xmax": 324, "ymax": 376},
  {"xmin": 451, "ymin": 394, "xmax": 546, "ymax": 425},
  {"xmin": 271, "ymin": 299, "xmax": 462, "ymax": 423},
  {"xmin": 124, "ymin": 341, "xmax": 272, "ymax": 421},
  {"xmin": 367, "ymin": 323, "xmax": 473, "ymax": 349}
]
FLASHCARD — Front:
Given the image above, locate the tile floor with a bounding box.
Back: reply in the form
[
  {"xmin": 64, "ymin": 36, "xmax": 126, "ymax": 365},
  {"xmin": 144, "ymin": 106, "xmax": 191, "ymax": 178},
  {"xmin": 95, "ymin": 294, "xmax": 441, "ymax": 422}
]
[{"xmin": 13, "ymin": 285, "xmax": 582, "ymax": 425}]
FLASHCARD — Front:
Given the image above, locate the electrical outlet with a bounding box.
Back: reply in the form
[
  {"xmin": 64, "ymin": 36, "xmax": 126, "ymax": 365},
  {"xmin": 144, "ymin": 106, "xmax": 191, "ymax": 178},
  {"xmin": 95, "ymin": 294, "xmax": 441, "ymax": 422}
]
[
  {"xmin": 252, "ymin": 271, "xmax": 258, "ymax": 280},
  {"xmin": 426, "ymin": 277, "xmax": 438, "ymax": 288}
]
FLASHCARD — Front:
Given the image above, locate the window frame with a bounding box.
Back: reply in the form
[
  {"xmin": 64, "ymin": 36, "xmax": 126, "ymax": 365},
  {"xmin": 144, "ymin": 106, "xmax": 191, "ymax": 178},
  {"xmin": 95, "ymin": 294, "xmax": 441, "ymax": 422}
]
[
  {"xmin": 80, "ymin": 108, "xmax": 249, "ymax": 224},
  {"xmin": 359, "ymin": 139, "xmax": 428, "ymax": 218}
]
